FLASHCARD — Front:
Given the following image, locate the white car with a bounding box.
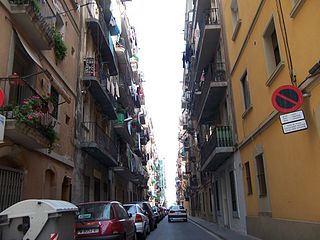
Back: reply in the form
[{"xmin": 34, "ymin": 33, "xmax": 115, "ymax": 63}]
[
  {"xmin": 168, "ymin": 205, "xmax": 187, "ymax": 222},
  {"xmin": 124, "ymin": 203, "xmax": 150, "ymax": 240}
]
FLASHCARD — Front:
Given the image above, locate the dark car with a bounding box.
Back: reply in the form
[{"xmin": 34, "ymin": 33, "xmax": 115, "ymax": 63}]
[
  {"xmin": 152, "ymin": 206, "xmax": 160, "ymax": 223},
  {"xmin": 130, "ymin": 201, "xmax": 157, "ymax": 231},
  {"xmin": 75, "ymin": 201, "xmax": 136, "ymax": 240}
]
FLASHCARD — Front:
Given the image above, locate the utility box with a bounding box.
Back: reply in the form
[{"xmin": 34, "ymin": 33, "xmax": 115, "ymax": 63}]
[{"xmin": 0, "ymin": 199, "xmax": 78, "ymax": 240}]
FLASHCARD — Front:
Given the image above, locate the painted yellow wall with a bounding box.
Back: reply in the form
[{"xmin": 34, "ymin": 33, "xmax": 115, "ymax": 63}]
[{"xmin": 221, "ymin": 0, "xmax": 320, "ymax": 221}]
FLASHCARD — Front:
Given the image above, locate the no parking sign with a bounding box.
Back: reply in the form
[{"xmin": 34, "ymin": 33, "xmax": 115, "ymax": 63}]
[{"xmin": 271, "ymin": 85, "xmax": 303, "ymax": 113}]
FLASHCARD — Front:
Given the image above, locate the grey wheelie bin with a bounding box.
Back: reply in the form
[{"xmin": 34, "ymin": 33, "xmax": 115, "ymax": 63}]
[{"xmin": 0, "ymin": 199, "xmax": 78, "ymax": 240}]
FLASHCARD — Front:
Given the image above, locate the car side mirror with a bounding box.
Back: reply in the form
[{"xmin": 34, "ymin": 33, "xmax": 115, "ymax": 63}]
[{"xmin": 128, "ymin": 213, "xmax": 132, "ymax": 218}]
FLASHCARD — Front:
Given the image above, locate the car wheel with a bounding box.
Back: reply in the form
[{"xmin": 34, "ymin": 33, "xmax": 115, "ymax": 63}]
[
  {"xmin": 168, "ymin": 218, "xmax": 171, "ymax": 223},
  {"xmin": 140, "ymin": 226, "xmax": 147, "ymax": 240},
  {"xmin": 146, "ymin": 223, "xmax": 151, "ymax": 235},
  {"xmin": 132, "ymin": 232, "xmax": 137, "ymax": 240}
]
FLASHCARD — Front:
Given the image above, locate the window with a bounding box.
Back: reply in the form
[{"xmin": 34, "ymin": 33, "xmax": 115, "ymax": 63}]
[
  {"xmin": 230, "ymin": 0, "xmax": 239, "ymax": 27},
  {"xmin": 84, "ymin": 176, "xmax": 90, "ymax": 202},
  {"xmin": 214, "ymin": 181, "xmax": 220, "ymax": 211},
  {"xmin": 240, "ymin": 71, "xmax": 251, "ymax": 111},
  {"xmin": 94, "ymin": 177, "xmax": 100, "ymax": 201},
  {"xmin": 245, "ymin": 162, "xmax": 253, "ymax": 195},
  {"xmin": 290, "ymin": 0, "xmax": 305, "ymax": 17},
  {"xmin": 77, "ymin": 203, "xmax": 112, "ymax": 222},
  {"xmin": 230, "ymin": 0, "xmax": 241, "ymax": 40},
  {"xmin": 256, "ymin": 154, "xmax": 267, "ymax": 197},
  {"xmin": 271, "ymin": 30, "xmax": 281, "ymax": 66},
  {"xmin": 263, "ymin": 18, "xmax": 282, "ymax": 76},
  {"xmin": 229, "ymin": 171, "xmax": 238, "ymax": 212}
]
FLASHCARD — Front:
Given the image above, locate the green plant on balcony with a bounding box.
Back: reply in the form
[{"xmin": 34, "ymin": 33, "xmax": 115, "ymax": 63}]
[
  {"xmin": 11, "ymin": 0, "xmax": 41, "ymax": 14},
  {"xmin": 13, "ymin": 95, "xmax": 59, "ymax": 152},
  {"xmin": 52, "ymin": 28, "xmax": 67, "ymax": 62}
]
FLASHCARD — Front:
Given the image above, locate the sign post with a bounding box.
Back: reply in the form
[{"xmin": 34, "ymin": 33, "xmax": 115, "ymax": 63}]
[{"xmin": 271, "ymin": 85, "xmax": 307, "ymax": 134}]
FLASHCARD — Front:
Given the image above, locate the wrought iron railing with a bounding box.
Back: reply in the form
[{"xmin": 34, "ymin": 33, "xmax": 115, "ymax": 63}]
[
  {"xmin": 83, "ymin": 57, "xmax": 116, "ymax": 106},
  {"xmin": 201, "ymin": 126, "xmax": 233, "ymax": 164},
  {"xmin": 80, "ymin": 122, "xmax": 118, "ymax": 160},
  {"xmin": 195, "ymin": 7, "xmax": 220, "ymax": 60},
  {"xmin": 0, "ymin": 78, "xmax": 56, "ymax": 131},
  {"xmin": 86, "ymin": 0, "xmax": 113, "ymax": 50},
  {"xmin": 9, "ymin": 0, "xmax": 55, "ymax": 42}
]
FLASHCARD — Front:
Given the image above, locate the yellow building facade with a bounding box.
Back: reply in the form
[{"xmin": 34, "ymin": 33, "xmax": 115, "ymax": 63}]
[{"xmin": 220, "ymin": 0, "xmax": 320, "ymax": 239}]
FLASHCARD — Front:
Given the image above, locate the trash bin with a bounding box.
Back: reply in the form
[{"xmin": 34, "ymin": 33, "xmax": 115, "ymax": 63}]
[{"xmin": 0, "ymin": 199, "xmax": 78, "ymax": 240}]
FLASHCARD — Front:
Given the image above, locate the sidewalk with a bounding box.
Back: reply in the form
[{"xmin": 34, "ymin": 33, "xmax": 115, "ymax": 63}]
[{"xmin": 188, "ymin": 215, "xmax": 260, "ymax": 240}]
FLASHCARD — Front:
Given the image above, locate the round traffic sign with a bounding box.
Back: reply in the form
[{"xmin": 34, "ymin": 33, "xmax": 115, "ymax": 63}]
[
  {"xmin": 0, "ymin": 88, "xmax": 4, "ymax": 108},
  {"xmin": 271, "ymin": 85, "xmax": 303, "ymax": 113}
]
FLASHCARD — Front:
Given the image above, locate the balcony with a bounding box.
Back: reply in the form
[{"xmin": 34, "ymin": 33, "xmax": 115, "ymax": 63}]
[
  {"xmin": 113, "ymin": 153, "xmax": 138, "ymax": 181},
  {"xmin": 201, "ymin": 126, "xmax": 234, "ymax": 171},
  {"xmin": 133, "ymin": 93, "xmax": 141, "ymax": 108},
  {"xmin": 83, "ymin": 57, "xmax": 117, "ymax": 120},
  {"xmin": 80, "ymin": 122, "xmax": 118, "ymax": 167},
  {"xmin": 86, "ymin": 3, "xmax": 117, "ymax": 75},
  {"xmin": 9, "ymin": 0, "xmax": 54, "ymax": 50},
  {"xmin": 0, "ymin": 81, "xmax": 56, "ymax": 149},
  {"xmin": 115, "ymin": 43, "xmax": 132, "ymax": 79},
  {"xmin": 132, "ymin": 133, "xmax": 143, "ymax": 157},
  {"xmin": 197, "ymin": 62, "xmax": 227, "ymax": 124},
  {"xmin": 114, "ymin": 113, "xmax": 133, "ymax": 145},
  {"xmin": 139, "ymin": 113, "xmax": 146, "ymax": 125},
  {"xmin": 118, "ymin": 76, "xmax": 134, "ymax": 115},
  {"xmin": 194, "ymin": 8, "xmax": 221, "ymax": 82}
]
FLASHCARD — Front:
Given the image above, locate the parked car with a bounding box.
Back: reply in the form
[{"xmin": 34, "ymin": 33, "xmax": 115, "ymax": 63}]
[
  {"xmin": 124, "ymin": 203, "xmax": 150, "ymax": 240},
  {"xmin": 130, "ymin": 201, "xmax": 157, "ymax": 231},
  {"xmin": 152, "ymin": 206, "xmax": 160, "ymax": 223},
  {"xmin": 158, "ymin": 206, "xmax": 166, "ymax": 220},
  {"xmin": 75, "ymin": 201, "xmax": 136, "ymax": 240},
  {"xmin": 168, "ymin": 205, "xmax": 187, "ymax": 222}
]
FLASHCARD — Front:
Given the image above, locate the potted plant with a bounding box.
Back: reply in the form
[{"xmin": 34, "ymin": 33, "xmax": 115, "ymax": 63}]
[
  {"xmin": 13, "ymin": 95, "xmax": 59, "ymax": 152},
  {"xmin": 52, "ymin": 28, "xmax": 67, "ymax": 62}
]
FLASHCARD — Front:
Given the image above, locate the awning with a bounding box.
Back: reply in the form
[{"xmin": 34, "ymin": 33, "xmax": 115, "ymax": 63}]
[
  {"xmin": 16, "ymin": 30, "xmax": 71, "ymax": 104},
  {"xmin": 45, "ymin": 70, "xmax": 72, "ymax": 104},
  {"xmin": 16, "ymin": 31, "xmax": 42, "ymax": 68}
]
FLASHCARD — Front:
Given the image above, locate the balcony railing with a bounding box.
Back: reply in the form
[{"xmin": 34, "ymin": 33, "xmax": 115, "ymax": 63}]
[
  {"xmin": 201, "ymin": 126, "xmax": 234, "ymax": 171},
  {"xmin": 194, "ymin": 7, "xmax": 221, "ymax": 82},
  {"xmin": 80, "ymin": 122, "xmax": 118, "ymax": 167},
  {"xmin": 83, "ymin": 57, "xmax": 117, "ymax": 119},
  {"xmin": 9, "ymin": 0, "xmax": 55, "ymax": 49},
  {"xmin": 114, "ymin": 112, "xmax": 133, "ymax": 145},
  {"xmin": 85, "ymin": 2, "xmax": 117, "ymax": 75},
  {"xmin": 0, "ymin": 78, "xmax": 56, "ymax": 149},
  {"xmin": 196, "ymin": 61, "xmax": 227, "ymax": 123}
]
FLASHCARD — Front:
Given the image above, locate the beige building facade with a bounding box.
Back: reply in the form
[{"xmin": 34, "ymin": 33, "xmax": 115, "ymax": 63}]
[{"xmin": 0, "ymin": 0, "xmax": 79, "ymax": 211}]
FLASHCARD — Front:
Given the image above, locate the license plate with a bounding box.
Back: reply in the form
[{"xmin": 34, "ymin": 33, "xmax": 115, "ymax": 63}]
[{"xmin": 77, "ymin": 229, "xmax": 99, "ymax": 235}]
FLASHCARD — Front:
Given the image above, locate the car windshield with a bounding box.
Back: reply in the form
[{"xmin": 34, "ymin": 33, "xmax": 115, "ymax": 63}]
[
  {"xmin": 124, "ymin": 205, "xmax": 136, "ymax": 214},
  {"xmin": 170, "ymin": 205, "xmax": 184, "ymax": 210},
  {"xmin": 77, "ymin": 203, "xmax": 112, "ymax": 222}
]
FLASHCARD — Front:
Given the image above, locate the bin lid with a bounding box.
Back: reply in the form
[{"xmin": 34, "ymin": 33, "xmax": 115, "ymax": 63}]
[{"xmin": 0, "ymin": 199, "xmax": 78, "ymax": 219}]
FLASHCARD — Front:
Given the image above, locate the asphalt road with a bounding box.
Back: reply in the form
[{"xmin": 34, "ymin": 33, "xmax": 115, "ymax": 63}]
[{"xmin": 147, "ymin": 216, "xmax": 221, "ymax": 240}]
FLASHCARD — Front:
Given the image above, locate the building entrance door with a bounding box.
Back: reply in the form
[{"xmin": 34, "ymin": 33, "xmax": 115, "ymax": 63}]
[{"xmin": 220, "ymin": 175, "xmax": 230, "ymax": 228}]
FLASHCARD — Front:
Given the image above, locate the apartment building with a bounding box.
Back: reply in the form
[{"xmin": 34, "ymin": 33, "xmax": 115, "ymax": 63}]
[
  {"xmin": 0, "ymin": 0, "xmax": 79, "ymax": 211},
  {"xmin": 220, "ymin": 0, "xmax": 320, "ymax": 239},
  {"xmin": 180, "ymin": 0, "xmax": 247, "ymax": 233},
  {"xmin": 73, "ymin": 0, "xmax": 148, "ymax": 203}
]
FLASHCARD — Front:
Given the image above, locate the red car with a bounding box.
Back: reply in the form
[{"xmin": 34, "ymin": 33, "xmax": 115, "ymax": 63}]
[{"xmin": 75, "ymin": 201, "xmax": 136, "ymax": 240}]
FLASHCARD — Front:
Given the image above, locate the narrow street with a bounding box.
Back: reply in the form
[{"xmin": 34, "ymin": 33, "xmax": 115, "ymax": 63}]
[{"xmin": 148, "ymin": 217, "xmax": 220, "ymax": 240}]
